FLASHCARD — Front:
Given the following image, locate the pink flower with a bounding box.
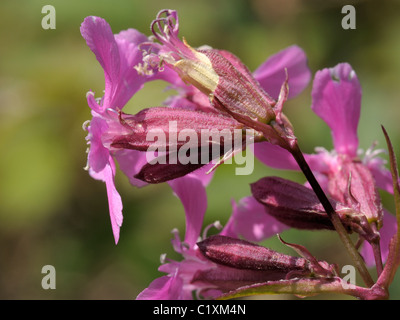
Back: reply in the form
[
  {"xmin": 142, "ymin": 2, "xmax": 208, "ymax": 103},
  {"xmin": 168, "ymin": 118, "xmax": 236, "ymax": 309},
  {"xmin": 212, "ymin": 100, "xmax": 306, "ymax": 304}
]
[
  {"xmin": 241, "ymin": 63, "xmax": 396, "ymax": 265},
  {"xmin": 80, "ymin": 10, "xmax": 311, "ymax": 246},
  {"xmin": 81, "ymin": 16, "xmax": 218, "ymax": 245},
  {"xmin": 124, "ymin": 9, "xmax": 311, "ymax": 183},
  {"xmin": 141, "ymin": 10, "xmax": 311, "ymax": 152},
  {"xmin": 81, "ymin": 16, "xmax": 159, "ymax": 243}
]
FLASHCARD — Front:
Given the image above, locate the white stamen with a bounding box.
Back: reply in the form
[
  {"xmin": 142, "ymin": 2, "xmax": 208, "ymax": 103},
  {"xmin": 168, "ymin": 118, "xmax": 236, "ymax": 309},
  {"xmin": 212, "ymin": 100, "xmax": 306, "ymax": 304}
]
[
  {"xmin": 86, "ymin": 91, "xmax": 95, "ymax": 99},
  {"xmin": 82, "ymin": 120, "xmax": 91, "ymax": 131},
  {"xmin": 197, "ymin": 44, "xmax": 213, "ymax": 50},
  {"xmin": 83, "ymin": 152, "xmax": 90, "ymax": 171},
  {"xmin": 202, "ymin": 221, "xmax": 223, "ymax": 240},
  {"xmin": 362, "ymin": 143, "xmax": 387, "ymax": 165},
  {"xmin": 160, "ymin": 253, "xmax": 167, "ymax": 264},
  {"xmin": 105, "ymin": 108, "xmax": 119, "ymax": 116},
  {"xmin": 134, "ymin": 62, "xmax": 154, "ymax": 76}
]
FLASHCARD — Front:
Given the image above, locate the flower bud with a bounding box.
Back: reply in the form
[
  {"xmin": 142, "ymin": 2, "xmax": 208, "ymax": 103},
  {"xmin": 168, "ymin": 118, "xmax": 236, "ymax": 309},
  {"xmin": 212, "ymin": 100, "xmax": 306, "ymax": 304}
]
[
  {"xmin": 251, "ymin": 176, "xmax": 361, "ymax": 232},
  {"xmin": 198, "ymin": 234, "xmax": 310, "ymax": 272},
  {"xmin": 191, "ymin": 264, "xmax": 288, "ymax": 293},
  {"xmin": 107, "ymin": 107, "xmax": 243, "ymax": 152},
  {"xmin": 106, "ymin": 107, "xmax": 262, "ymax": 184},
  {"xmin": 197, "ymin": 235, "xmax": 336, "ymax": 278},
  {"xmin": 133, "ymin": 145, "xmax": 212, "ymax": 184},
  {"xmin": 201, "ymin": 49, "xmax": 277, "ymax": 124}
]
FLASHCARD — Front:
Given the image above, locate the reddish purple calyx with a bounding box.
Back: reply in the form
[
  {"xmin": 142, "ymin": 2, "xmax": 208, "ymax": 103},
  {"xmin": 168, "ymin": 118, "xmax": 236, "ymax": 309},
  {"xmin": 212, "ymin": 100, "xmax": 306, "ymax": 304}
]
[{"xmin": 198, "ymin": 235, "xmax": 310, "ymax": 272}]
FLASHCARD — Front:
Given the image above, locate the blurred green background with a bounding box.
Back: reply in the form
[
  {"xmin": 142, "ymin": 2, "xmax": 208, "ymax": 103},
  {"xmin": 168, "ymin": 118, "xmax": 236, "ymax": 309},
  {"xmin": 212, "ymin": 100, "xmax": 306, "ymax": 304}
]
[{"xmin": 0, "ymin": 0, "xmax": 399, "ymax": 299}]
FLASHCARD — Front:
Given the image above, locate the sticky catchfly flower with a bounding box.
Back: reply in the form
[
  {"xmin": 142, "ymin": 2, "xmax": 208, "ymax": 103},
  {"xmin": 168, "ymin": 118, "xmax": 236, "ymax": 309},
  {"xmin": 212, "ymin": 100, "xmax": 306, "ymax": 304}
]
[
  {"xmin": 138, "ymin": 9, "xmax": 311, "ymax": 152},
  {"xmin": 250, "ymin": 63, "xmax": 397, "ymax": 266},
  {"xmin": 81, "ymin": 16, "xmax": 161, "ymax": 243},
  {"xmin": 81, "ymin": 16, "xmax": 220, "ymax": 245}
]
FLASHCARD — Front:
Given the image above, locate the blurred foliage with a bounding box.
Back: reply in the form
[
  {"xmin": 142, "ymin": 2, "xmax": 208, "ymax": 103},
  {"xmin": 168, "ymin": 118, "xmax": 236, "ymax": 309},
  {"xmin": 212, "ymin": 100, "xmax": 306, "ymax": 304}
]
[{"xmin": 0, "ymin": 0, "xmax": 399, "ymax": 299}]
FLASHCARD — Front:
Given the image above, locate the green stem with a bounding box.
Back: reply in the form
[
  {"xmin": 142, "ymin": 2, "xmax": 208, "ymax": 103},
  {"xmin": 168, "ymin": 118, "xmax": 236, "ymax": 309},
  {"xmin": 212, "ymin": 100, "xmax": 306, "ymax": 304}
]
[
  {"xmin": 290, "ymin": 142, "xmax": 375, "ymax": 288},
  {"xmin": 377, "ymin": 126, "xmax": 400, "ymax": 288}
]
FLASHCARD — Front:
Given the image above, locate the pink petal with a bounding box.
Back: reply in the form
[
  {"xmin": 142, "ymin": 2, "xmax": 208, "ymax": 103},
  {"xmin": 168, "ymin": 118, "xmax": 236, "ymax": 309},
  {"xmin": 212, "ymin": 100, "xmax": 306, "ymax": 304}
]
[
  {"xmin": 81, "ymin": 17, "xmax": 154, "ymax": 110},
  {"xmin": 80, "ymin": 16, "xmax": 120, "ymax": 111},
  {"xmin": 253, "ymin": 141, "xmax": 331, "ymax": 173},
  {"xmin": 136, "ymin": 274, "xmax": 183, "ymax": 300},
  {"xmin": 87, "ymin": 116, "xmax": 110, "ymax": 173},
  {"xmin": 253, "ymin": 45, "xmax": 311, "ymax": 99},
  {"xmin": 368, "ymin": 159, "xmax": 394, "ymax": 194},
  {"xmin": 168, "ymin": 175, "xmax": 208, "ymax": 247},
  {"xmin": 164, "ymin": 86, "xmax": 216, "ymax": 113},
  {"xmin": 311, "ymin": 63, "xmax": 361, "ymax": 157},
  {"xmin": 114, "ymin": 150, "xmax": 150, "ymax": 188},
  {"xmin": 221, "ymin": 196, "xmax": 288, "ymax": 242},
  {"xmin": 89, "ymin": 156, "xmax": 123, "ymax": 244},
  {"xmin": 253, "ymin": 141, "xmax": 299, "ymax": 170},
  {"xmin": 186, "ymin": 162, "xmax": 216, "ymax": 187},
  {"xmin": 112, "ymin": 29, "xmax": 152, "ymax": 108},
  {"xmin": 164, "ymin": 94, "xmax": 200, "ymax": 111}
]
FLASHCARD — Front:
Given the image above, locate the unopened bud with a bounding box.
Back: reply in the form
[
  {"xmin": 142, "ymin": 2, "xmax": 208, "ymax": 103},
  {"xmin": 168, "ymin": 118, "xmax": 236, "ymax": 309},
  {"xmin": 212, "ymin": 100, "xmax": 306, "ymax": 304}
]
[
  {"xmin": 198, "ymin": 235, "xmax": 310, "ymax": 272},
  {"xmin": 196, "ymin": 235, "xmax": 338, "ymax": 293},
  {"xmin": 107, "ymin": 107, "xmax": 243, "ymax": 151},
  {"xmin": 251, "ymin": 176, "xmax": 359, "ymax": 232}
]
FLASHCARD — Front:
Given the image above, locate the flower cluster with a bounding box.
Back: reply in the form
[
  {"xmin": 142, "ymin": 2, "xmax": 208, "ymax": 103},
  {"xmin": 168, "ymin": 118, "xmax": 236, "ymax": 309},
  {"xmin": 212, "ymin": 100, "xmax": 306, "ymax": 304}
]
[{"xmin": 80, "ymin": 9, "xmax": 399, "ymax": 299}]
